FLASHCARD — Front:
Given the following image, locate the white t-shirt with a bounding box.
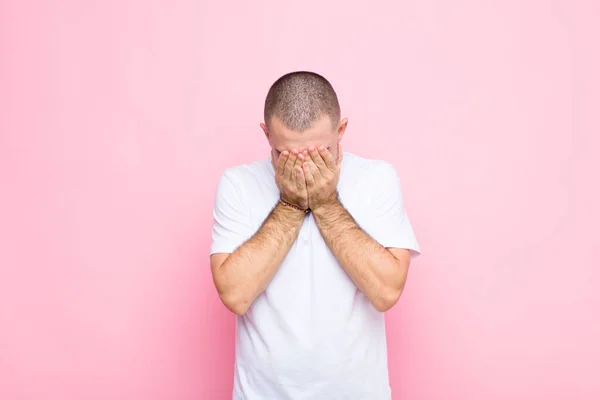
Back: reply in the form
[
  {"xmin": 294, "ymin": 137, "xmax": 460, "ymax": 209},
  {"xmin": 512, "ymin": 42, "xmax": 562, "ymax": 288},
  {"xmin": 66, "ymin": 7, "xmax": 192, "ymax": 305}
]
[{"xmin": 210, "ymin": 152, "xmax": 420, "ymax": 400}]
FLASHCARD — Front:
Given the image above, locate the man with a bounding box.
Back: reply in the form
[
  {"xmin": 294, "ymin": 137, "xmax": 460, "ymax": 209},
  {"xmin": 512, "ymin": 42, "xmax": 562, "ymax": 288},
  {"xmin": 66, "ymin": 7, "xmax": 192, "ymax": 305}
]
[{"xmin": 209, "ymin": 71, "xmax": 420, "ymax": 400}]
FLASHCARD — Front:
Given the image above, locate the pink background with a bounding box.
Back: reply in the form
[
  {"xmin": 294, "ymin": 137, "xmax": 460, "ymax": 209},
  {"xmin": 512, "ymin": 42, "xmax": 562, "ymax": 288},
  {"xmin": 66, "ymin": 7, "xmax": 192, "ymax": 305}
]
[{"xmin": 1, "ymin": 1, "xmax": 599, "ymax": 399}]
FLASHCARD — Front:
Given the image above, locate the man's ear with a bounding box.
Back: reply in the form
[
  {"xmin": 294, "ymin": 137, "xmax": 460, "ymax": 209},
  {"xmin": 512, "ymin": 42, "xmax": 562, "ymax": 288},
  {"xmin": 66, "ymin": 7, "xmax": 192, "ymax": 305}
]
[
  {"xmin": 260, "ymin": 123, "xmax": 269, "ymax": 140},
  {"xmin": 337, "ymin": 118, "xmax": 348, "ymax": 143}
]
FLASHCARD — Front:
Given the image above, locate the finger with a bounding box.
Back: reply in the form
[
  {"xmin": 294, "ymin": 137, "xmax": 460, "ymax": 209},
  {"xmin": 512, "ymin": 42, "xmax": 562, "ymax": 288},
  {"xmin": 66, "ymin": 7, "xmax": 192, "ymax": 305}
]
[
  {"xmin": 308, "ymin": 146, "xmax": 328, "ymax": 171},
  {"xmin": 276, "ymin": 151, "xmax": 289, "ymax": 176},
  {"xmin": 295, "ymin": 152, "xmax": 305, "ymax": 169},
  {"xmin": 302, "ymin": 150, "xmax": 310, "ymax": 165},
  {"xmin": 318, "ymin": 146, "xmax": 336, "ymax": 170},
  {"xmin": 284, "ymin": 149, "xmax": 298, "ymax": 177},
  {"xmin": 296, "ymin": 165, "xmax": 306, "ymax": 189},
  {"xmin": 308, "ymin": 158, "xmax": 323, "ymax": 181},
  {"xmin": 292, "ymin": 153, "xmax": 305, "ymax": 182},
  {"xmin": 303, "ymin": 162, "xmax": 315, "ymax": 187},
  {"xmin": 307, "ymin": 158, "xmax": 324, "ymax": 181}
]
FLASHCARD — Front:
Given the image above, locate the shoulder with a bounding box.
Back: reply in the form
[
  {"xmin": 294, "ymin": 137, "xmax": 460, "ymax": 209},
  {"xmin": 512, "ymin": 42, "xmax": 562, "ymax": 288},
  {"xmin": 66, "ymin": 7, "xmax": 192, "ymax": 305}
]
[
  {"xmin": 216, "ymin": 157, "xmax": 275, "ymax": 200},
  {"xmin": 341, "ymin": 152, "xmax": 400, "ymax": 185},
  {"xmin": 219, "ymin": 157, "xmax": 273, "ymax": 184},
  {"xmin": 338, "ymin": 152, "xmax": 404, "ymax": 216}
]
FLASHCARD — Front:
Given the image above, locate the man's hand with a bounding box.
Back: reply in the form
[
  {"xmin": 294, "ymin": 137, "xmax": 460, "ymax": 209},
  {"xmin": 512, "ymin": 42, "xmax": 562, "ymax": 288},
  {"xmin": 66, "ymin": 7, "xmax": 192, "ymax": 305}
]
[
  {"xmin": 275, "ymin": 149, "xmax": 309, "ymax": 210},
  {"xmin": 303, "ymin": 145, "xmax": 343, "ymax": 211}
]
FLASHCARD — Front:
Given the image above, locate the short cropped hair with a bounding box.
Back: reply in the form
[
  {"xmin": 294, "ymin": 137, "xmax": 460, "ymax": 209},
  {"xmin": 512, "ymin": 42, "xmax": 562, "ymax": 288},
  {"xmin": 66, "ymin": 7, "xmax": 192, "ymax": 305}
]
[{"xmin": 264, "ymin": 71, "xmax": 341, "ymax": 131}]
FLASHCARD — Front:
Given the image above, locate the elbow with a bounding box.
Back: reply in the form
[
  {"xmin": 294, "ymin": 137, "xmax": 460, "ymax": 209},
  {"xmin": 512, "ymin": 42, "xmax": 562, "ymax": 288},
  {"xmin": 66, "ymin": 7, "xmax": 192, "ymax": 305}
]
[
  {"xmin": 219, "ymin": 292, "xmax": 251, "ymax": 316},
  {"xmin": 372, "ymin": 259, "xmax": 410, "ymax": 312},
  {"xmin": 372, "ymin": 287, "xmax": 404, "ymax": 313},
  {"xmin": 212, "ymin": 269, "xmax": 252, "ymax": 316}
]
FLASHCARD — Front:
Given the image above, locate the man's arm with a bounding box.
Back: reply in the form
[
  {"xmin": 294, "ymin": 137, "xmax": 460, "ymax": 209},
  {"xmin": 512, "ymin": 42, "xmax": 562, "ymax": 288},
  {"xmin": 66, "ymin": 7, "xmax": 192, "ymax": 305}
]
[
  {"xmin": 311, "ymin": 201, "xmax": 410, "ymax": 312},
  {"xmin": 210, "ymin": 149, "xmax": 309, "ymax": 315},
  {"xmin": 211, "ymin": 203, "xmax": 305, "ymax": 316},
  {"xmin": 302, "ymin": 145, "xmax": 417, "ymax": 312}
]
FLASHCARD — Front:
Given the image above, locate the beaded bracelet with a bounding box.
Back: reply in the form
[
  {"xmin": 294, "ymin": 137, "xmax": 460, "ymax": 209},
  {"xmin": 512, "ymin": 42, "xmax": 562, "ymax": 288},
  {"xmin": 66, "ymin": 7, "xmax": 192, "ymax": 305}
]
[{"xmin": 278, "ymin": 198, "xmax": 310, "ymax": 214}]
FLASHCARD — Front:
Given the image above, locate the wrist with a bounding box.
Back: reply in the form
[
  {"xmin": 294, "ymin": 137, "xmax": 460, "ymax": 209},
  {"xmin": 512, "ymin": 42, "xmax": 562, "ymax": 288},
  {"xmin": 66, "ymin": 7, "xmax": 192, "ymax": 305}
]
[
  {"xmin": 279, "ymin": 197, "xmax": 310, "ymax": 214},
  {"xmin": 311, "ymin": 195, "xmax": 341, "ymax": 217},
  {"xmin": 276, "ymin": 199, "xmax": 309, "ymax": 219}
]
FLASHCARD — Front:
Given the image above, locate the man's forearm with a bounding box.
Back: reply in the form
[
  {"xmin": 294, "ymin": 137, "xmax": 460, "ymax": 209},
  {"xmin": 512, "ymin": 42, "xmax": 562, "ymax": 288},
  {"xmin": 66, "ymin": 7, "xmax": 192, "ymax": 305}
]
[
  {"xmin": 214, "ymin": 203, "xmax": 305, "ymax": 315},
  {"xmin": 312, "ymin": 199, "xmax": 407, "ymax": 312}
]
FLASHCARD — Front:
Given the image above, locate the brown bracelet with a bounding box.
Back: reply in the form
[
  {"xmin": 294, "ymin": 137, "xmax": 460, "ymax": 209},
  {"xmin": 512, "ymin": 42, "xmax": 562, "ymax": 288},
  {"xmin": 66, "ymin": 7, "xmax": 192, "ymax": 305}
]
[{"xmin": 278, "ymin": 198, "xmax": 310, "ymax": 214}]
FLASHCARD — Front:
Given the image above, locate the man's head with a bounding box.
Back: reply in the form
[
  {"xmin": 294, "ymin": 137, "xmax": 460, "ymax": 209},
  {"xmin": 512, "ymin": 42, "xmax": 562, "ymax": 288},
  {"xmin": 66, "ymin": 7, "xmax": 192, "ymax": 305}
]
[{"xmin": 261, "ymin": 71, "xmax": 347, "ymax": 164}]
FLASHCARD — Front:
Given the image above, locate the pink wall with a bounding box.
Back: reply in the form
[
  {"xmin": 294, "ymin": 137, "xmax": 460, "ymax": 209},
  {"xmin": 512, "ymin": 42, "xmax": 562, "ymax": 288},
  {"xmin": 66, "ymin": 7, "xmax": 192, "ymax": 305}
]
[{"xmin": 1, "ymin": 1, "xmax": 599, "ymax": 399}]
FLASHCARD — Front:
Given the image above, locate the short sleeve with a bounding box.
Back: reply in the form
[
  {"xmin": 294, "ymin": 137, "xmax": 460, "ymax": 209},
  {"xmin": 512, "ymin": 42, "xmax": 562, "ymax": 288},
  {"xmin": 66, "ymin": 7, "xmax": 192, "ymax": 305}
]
[
  {"xmin": 210, "ymin": 170, "xmax": 255, "ymax": 255},
  {"xmin": 360, "ymin": 162, "xmax": 420, "ymax": 257}
]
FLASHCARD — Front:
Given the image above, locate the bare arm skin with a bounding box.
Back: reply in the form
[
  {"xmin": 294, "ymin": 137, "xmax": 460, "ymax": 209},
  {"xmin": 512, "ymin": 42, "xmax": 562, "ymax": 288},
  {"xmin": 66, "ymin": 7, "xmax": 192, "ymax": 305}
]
[
  {"xmin": 303, "ymin": 145, "xmax": 410, "ymax": 312},
  {"xmin": 311, "ymin": 200, "xmax": 411, "ymax": 312},
  {"xmin": 210, "ymin": 149, "xmax": 308, "ymax": 315},
  {"xmin": 211, "ymin": 203, "xmax": 305, "ymax": 315}
]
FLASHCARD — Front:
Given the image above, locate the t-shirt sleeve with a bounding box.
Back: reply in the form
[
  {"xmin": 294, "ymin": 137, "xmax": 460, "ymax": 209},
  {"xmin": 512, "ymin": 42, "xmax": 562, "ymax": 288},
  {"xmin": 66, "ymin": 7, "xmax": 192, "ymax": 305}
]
[
  {"xmin": 360, "ymin": 162, "xmax": 421, "ymax": 257},
  {"xmin": 210, "ymin": 170, "xmax": 255, "ymax": 255}
]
